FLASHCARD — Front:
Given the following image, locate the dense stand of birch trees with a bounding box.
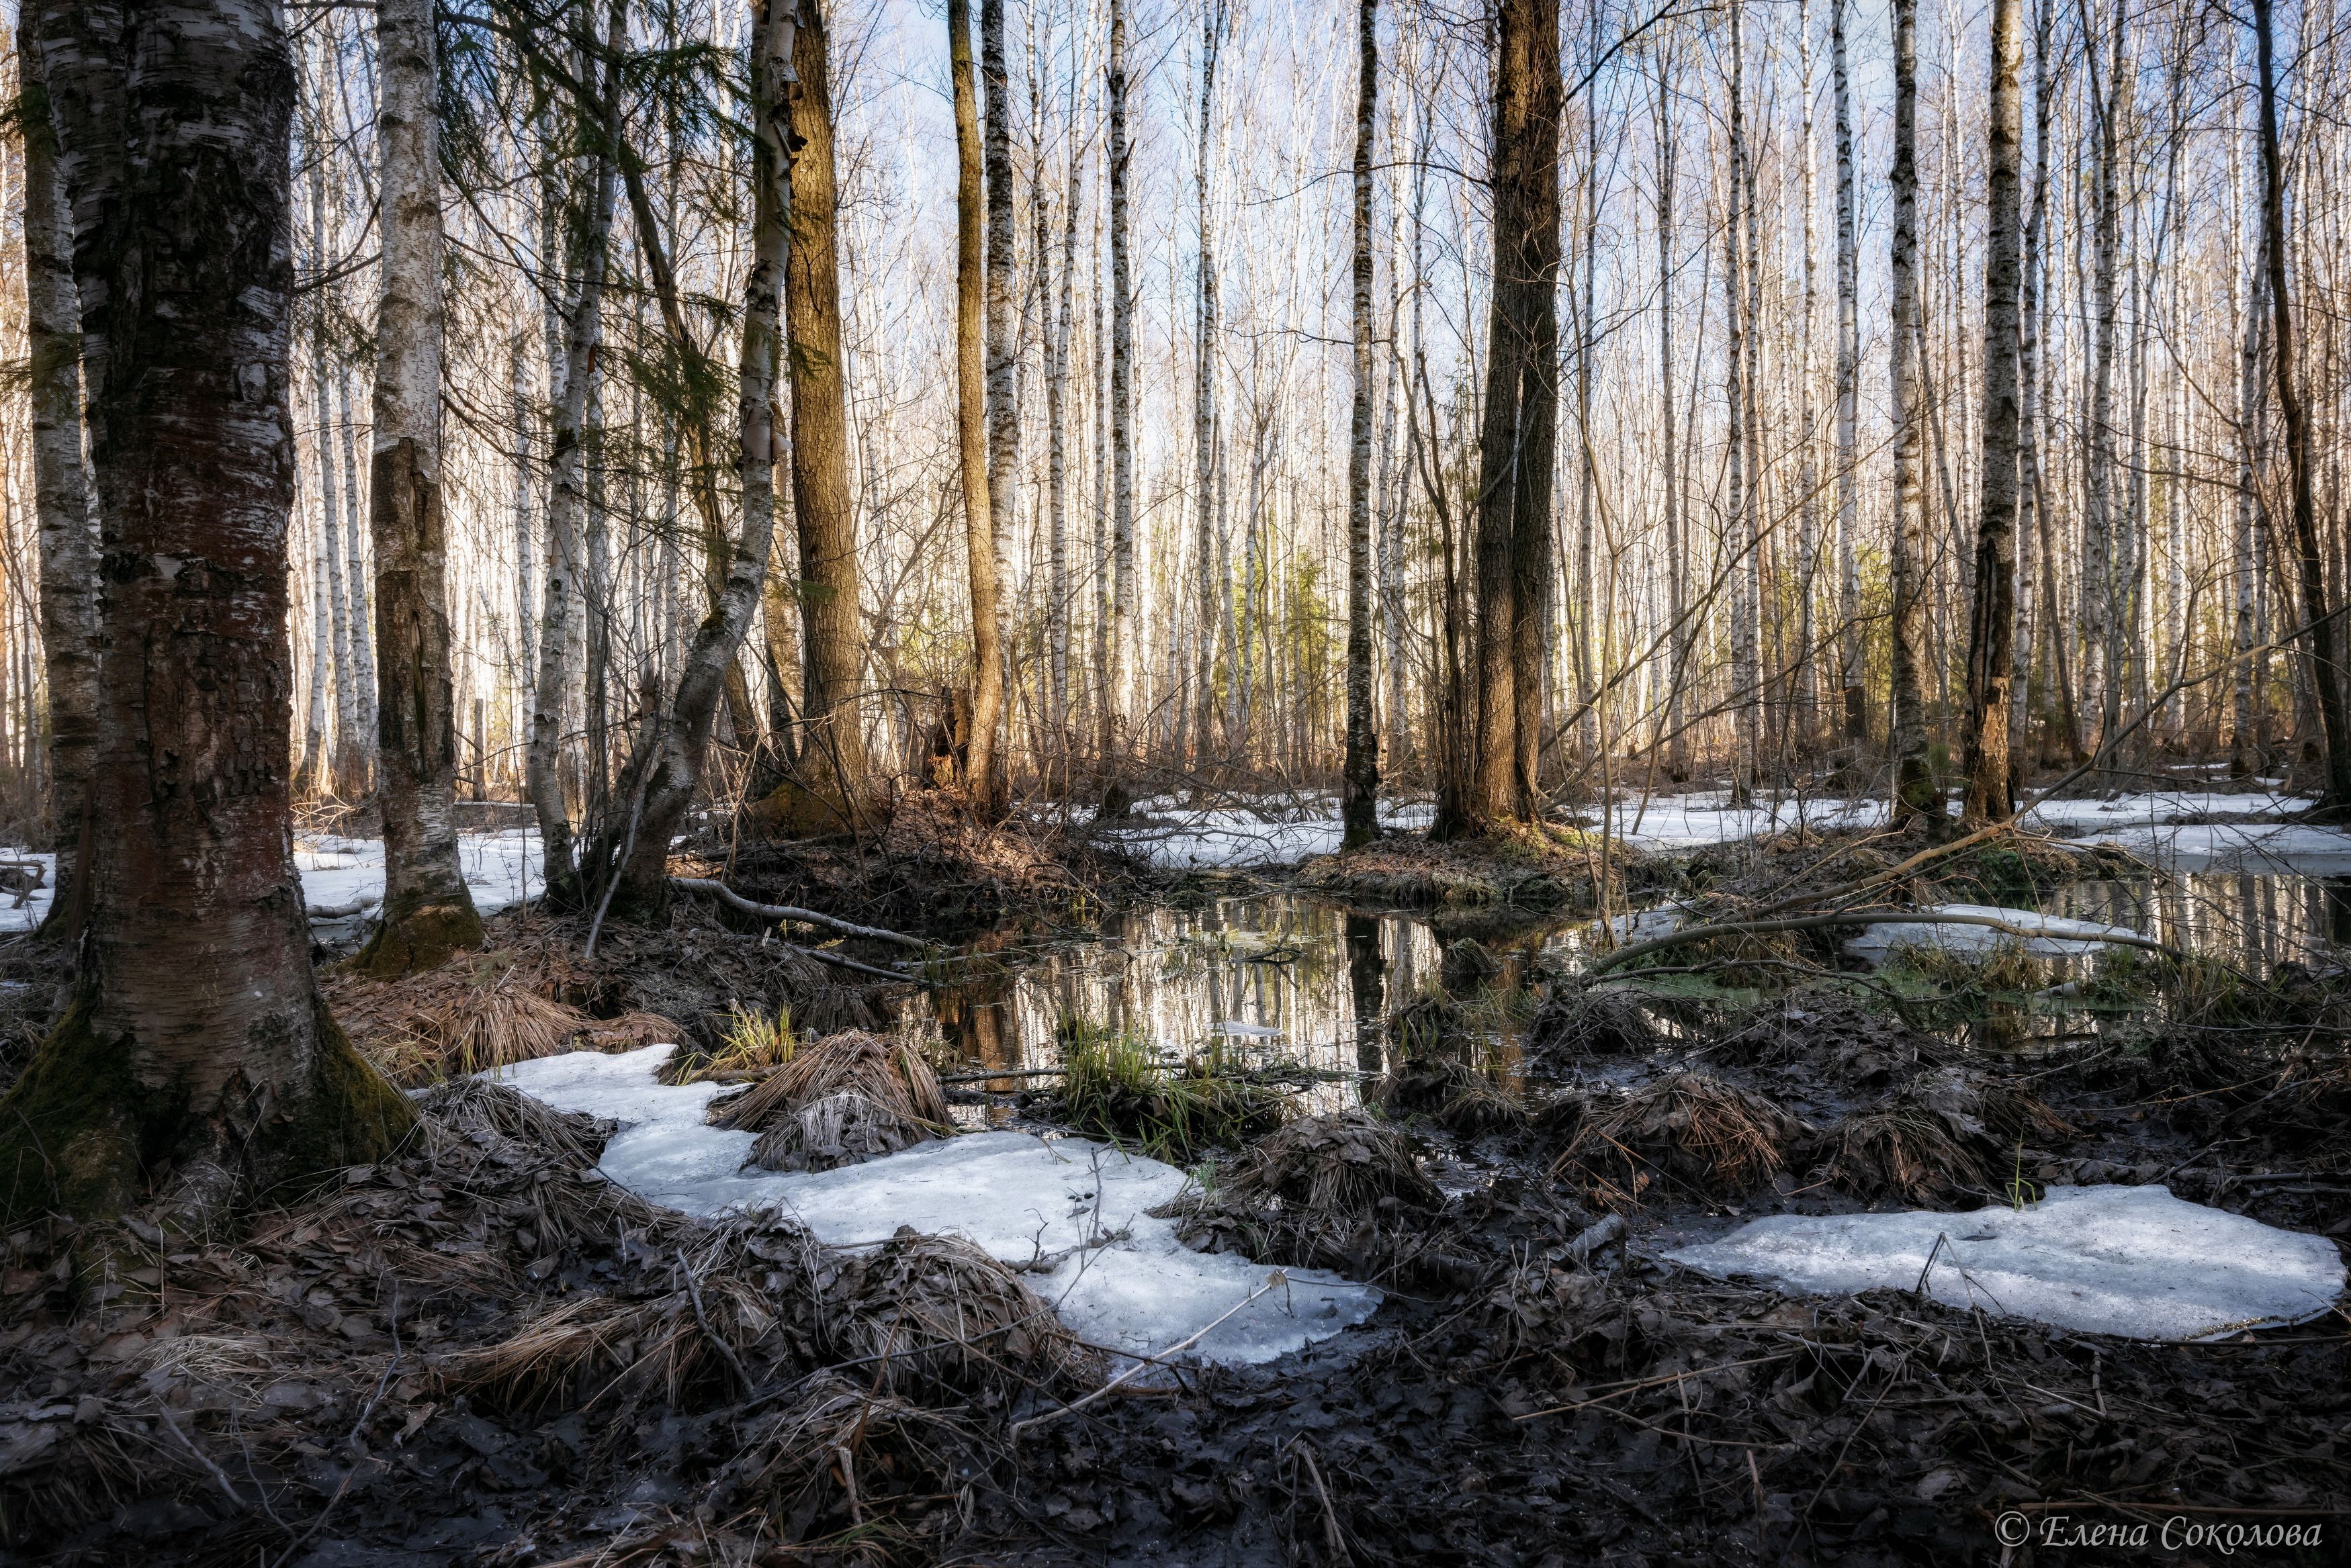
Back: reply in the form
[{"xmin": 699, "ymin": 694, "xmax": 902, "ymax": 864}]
[{"xmin": 5, "ymin": 0, "xmax": 2351, "ymax": 845}]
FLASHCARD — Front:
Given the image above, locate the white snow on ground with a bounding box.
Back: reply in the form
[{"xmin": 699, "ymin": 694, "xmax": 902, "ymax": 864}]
[
  {"xmin": 1840, "ymin": 903, "xmax": 2146, "ymax": 963},
  {"xmin": 496, "ymin": 1044, "xmax": 1382, "ymax": 1367},
  {"xmin": 1579, "ymin": 787, "xmax": 2319, "ymax": 856},
  {"xmin": 2055, "ymin": 821, "xmax": 2351, "ymax": 875},
  {"xmin": 0, "ymin": 828, "xmax": 541, "ymax": 936},
  {"xmin": 1665, "ymin": 1184, "xmax": 2345, "ymax": 1341}
]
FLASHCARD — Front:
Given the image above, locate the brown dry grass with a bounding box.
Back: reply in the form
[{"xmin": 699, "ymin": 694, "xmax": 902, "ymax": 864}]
[
  {"xmin": 1218, "ymin": 1110, "xmax": 1443, "ymax": 1219},
  {"xmin": 823, "ymin": 1230, "xmax": 1093, "ymax": 1397},
  {"xmin": 711, "ymin": 1029, "xmax": 953, "ymax": 1172},
  {"xmin": 328, "ymin": 947, "xmax": 678, "ymax": 1087}
]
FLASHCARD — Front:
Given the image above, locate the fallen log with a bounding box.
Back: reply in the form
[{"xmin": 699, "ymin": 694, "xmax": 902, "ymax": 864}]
[
  {"xmin": 1583, "ymin": 907, "xmax": 2184, "ymax": 976},
  {"xmin": 669, "ymin": 876, "xmax": 928, "ymax": 951}
]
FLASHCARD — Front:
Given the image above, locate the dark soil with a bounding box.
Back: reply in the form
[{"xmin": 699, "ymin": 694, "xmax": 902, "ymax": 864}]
[{"xmin": 5, "ymin": 881, "xmax": 2349, "ymax": 1566}]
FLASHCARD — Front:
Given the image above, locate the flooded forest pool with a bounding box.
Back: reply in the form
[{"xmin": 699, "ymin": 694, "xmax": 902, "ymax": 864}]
[{"xmin": 910, "ymin": 860, "xmax": 2351, "ymax": 1097}]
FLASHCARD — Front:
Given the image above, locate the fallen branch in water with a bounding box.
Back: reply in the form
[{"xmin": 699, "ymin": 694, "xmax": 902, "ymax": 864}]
[
  {"xmin": 669, "ymin": 876, "xmax": 928, "ymax": 951},
  {"xmin": 1583, "ymin": 907, "xmax": 2184, "ymax": 976}
]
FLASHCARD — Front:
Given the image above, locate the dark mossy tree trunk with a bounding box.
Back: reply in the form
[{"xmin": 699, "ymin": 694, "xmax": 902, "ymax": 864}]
[
  {"xmin": 1341, "ymin": 0, "xmax": 1380, "ymax": 850},
  {"xmin": 357, "ymin": 0, "xmax": 485, "ymax": 976},
  {"xmin": 1959, "ymin": 0, "xmax": 2024, "ymax": 827},
  {"xmin": 1, "ymin": 0, "xmax": 412, "ymax": 1229},
  {"xmin": 19, "ymin": 38, "xmax": 99, "ymax": 948},
  {"xmin": 1442, "ymin": 0, "xmax": 1558, "ymax": 836},
  {"xmin": 582, "ymin": 0, "xmax": 794, "ymax": 919},
  {"xmin": 783, "ymin": 0, "xmax": 869, "ymax": 812}
]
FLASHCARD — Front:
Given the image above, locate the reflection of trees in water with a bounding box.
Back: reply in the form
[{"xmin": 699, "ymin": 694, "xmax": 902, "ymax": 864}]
[
  {"xmin": 2056, "ymin": 872, "xmax": 2344, "ymax": 974},
  {"xmin": 921, "ymin": 896, "xmax": 1444, "ymax": 1090}
]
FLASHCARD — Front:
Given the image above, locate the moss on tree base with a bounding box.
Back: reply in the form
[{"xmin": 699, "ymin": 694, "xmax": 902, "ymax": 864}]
[
  {"xmin": 0, "ymin": 993, "xmax": 414, "ymax": 1229},
  {"xmin": 352, "ymin": 900, "xmax": 486, "ymax": 980}
]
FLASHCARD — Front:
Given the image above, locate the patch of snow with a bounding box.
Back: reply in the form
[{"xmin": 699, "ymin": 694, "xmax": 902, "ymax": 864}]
[
  {"xmin": 1665, "ymin": 1184, "xmax": 2344, "ymax": 1341},
  {"xmin": 2021, "ymin": 790, "xmax": 2313, "ymax": 828},
  {"xmin": 0, "ymin": 830, "xmax": 543, "ymax": 936},
  {"xmin": 1841, "ymin": 903, "xmax": 2144, "ymax": 964},
  {"xmin": 1580, "ymin": 792, "xmax": 1886, "ymax": 852},
  {"xmin": 494, "ymin": 1045, "xmax": 1381, "ymax": 1367}
]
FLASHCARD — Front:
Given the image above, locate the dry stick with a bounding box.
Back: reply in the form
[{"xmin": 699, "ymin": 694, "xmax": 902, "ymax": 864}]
[
  {"xmin": 1511, "ymin": 1351, "xmax": 1793, "ymax": 1422},
  {"xmin": 669, "ymin": 876, "xmax": 928, "ymax": 950},
  {"xmin": 1583, "ymin": 907, "xmax": 2182, "ymax": 976},
  {"xmin": 1012, "ymin": 1273, "xmax": 1285, "ymax": 1438}
]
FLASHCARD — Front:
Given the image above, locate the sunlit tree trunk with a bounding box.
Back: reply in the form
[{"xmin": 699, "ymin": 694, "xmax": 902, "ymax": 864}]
[
  {"xmin": 1, "ymin": 0, "xmax": 410, "ymax": 1227},
  {"xmin": 975, "ymin": 0, "xmax": 1017, "ymax": 809},
  {"xmin": 1959, "ymin": 0, "xmax": 2023, "ymax": 827},
  {"xmin": 19, "ymin": 35, "xmax": 98, "ymax": 939},
  {"xmin": 1047, "ymin": 121, "xmax": 1081, "ymax": 774},
  {"xmin": 2082, "ymin": 8, "xmax": 2126, "ymax": 756},
  {"xmin": 1452, "ymin": 0, "xmax": 1559, "ymax": 833},
  {"xmin": 1192, "ymin": 3, "xmax": 1226, "ymax": 767},
  {"xmin": 1890, "ymin": 0, "xmax": 1937, "ymax": 826},
  {"xmin": 952, "ymin": 0, "xmax": 1006, "ymax": 811},
  {"xmin": 1341, "ymin": 0, "xmax": 1380, "ymax": 849},
  {"xmin": 358, "ymin": 0, "xmax": 484, "ymax": 975},
  {"xmin": 2012, "ymin": 0, "xmax": 2052, "ymax": 777},
  {"xmin": 1724, "ymin": 0, "xmax": 1757, "ymax": 807},
  {"xmin": 785, "ymin": 0, "xmax": 869, "ymax": 806}
]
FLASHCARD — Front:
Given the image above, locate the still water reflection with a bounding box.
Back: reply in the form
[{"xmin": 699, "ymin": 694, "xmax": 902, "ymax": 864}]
[{"xmin": 912, "ymin": 872, "xmax": 2351, "ymax": 1088}]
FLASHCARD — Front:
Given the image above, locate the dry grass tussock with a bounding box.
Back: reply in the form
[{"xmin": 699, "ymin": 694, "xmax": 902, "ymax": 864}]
[
  {"xmin": 1811, "ymin": 1067, "xmax": 2073, "ymax": 1206},
  {"xmin": 818, "ymin": 1229, "xmax": 1093, "ymax": 1397},
  {"xmin": 1171, "ymin": 1110, "xmax": 1460, "ymax": 1281},
  {"xmin": 1046, "ymin": 1021, "xmax": 1290, "ymax": 1162},
  {"xmin": 708, "ymin": 1029, "xmax": 952, "ymax": 1172},
  {"xmin": 1552, "ymin": 1073, "xmax": 1812, "ymax": 1210},
  {"xmin": 328, "ymin": 945, "xmax": 678, "ymax": 1086},
  {"xmin": 1529, "ymin": 985, "xmax": 1660, "ymax": 1065}
]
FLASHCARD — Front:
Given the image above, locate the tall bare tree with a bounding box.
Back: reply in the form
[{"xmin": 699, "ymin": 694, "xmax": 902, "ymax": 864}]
[
  {"xmin": 1832, "ymin": 0, "xmax": 1866, "ymax": 762},
  {"xmin": 1959, "ymin": 0, "xmax": 2025, "ymax": 825},
  {"xmin": 951, "ymin": 0, "xmax": 1006, "ymax": 808},
  {"xmin": 359, "ymin": 0, "xmax": 486, "ymax": 975},
  {"xmin": 1, "ymin": 0, "xmax": 411, "ymax": 1226},
  {"xmin": 785, "ymin": 0, "xmax": 869, "ymax": 811},
  {"xmin": 2254, "ymin": 0, "xmax": 2351, "ymax": 808},
  {"xmin": 1889, "ymin": 0, "xmax": 1936, "ymax": 825},
  {"xmin": 976, "ymin": 0, "xmax": 1016, "ymax": 811},
  {"xmin": 1341, "ymin": 0, "xmax": 1380, "ymax": 848},
  {"xmin": 1099, "ymin": 0, "xmax": 1136, "ymax": 819},
  {"xmin": 1450, "ymin": 0, "xmax": 1559, "ymax": 833}
]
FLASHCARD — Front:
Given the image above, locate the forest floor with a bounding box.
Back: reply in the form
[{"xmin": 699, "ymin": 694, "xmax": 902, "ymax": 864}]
[{"xmin": 3, "ymin": 794, "xmax": 2350, "ymax": 1565}]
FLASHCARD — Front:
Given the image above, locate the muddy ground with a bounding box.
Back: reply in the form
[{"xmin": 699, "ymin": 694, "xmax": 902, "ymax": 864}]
[{"xmin": 3, "ymin": 821, "xmax": 2349, "ymax": 1566}]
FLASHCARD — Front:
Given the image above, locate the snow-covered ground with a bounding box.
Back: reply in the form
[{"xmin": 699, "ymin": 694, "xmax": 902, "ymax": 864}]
[
  {"xmin": 0, "ymin": 827, "xmax": 541, "ymax": 936},
  {"xmin": 500, "ymin": 1044, "xmax": 1380, "ymax": 1367},
  {"xmin": 1666, "ymin": 1183, "xmax": 2344, "ymax": 1340}
]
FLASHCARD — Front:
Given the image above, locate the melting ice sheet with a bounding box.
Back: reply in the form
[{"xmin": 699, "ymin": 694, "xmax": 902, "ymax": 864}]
[
  {"xmin": 1665, "ymin": 1185, "xmax": 2346, "ymax": 1340},
  {"xmin": 494, "ymin": 1045, "xmax": 1382, "ymax": 1367}
]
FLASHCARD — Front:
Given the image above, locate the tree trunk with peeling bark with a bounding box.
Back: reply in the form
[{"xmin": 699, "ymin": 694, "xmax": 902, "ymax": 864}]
[
  {"xmin": 1959, "ymin": 0, "xmax": 2023, "ymax": 826},
  {"xmin": 1890, "ymin": 0, "xmax": 1937, "ymax": 827},
  {"xmin": 1, "ymin": 0, "xmax": 411, "ymax": 1228},
  {"xmin": 1099, "ymin": 0, "xmax": 1135, "ymax": 820},
  {"xmin": 357, "ymin": 0, "xmax": 484, "ymax": 976},
  {"xmin": 977, "ymin": 0, "xmax": 1016, "ymax": 814}
]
